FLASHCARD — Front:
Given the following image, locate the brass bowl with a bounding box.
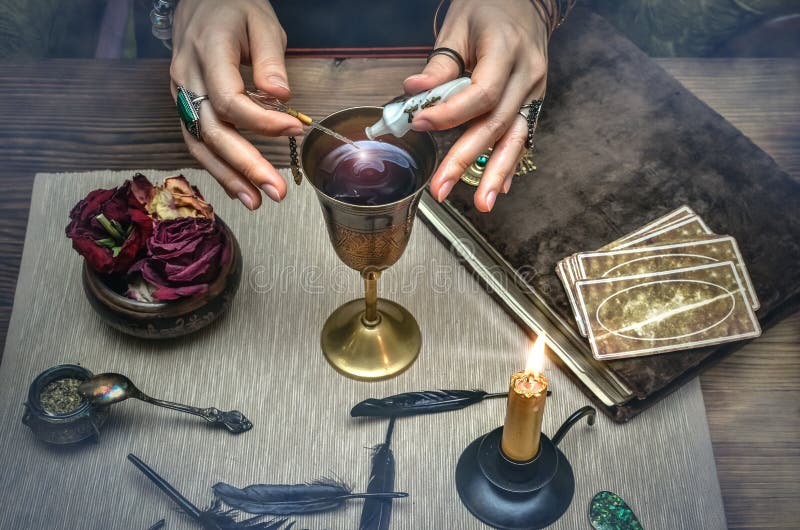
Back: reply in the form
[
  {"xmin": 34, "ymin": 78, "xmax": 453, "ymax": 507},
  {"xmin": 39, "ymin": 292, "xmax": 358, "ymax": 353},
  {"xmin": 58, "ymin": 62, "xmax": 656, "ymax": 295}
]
[{"xmin": 81, "ymin": 218, "xmax": 242, "ymax": 339}]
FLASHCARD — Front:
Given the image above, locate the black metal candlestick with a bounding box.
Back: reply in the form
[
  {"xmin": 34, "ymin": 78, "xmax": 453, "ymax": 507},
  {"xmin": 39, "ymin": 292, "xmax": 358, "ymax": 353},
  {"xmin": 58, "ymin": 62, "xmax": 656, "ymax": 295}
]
[{"xmin": 455, "ymin": 406, "xmax": 596, "ymax": 530}]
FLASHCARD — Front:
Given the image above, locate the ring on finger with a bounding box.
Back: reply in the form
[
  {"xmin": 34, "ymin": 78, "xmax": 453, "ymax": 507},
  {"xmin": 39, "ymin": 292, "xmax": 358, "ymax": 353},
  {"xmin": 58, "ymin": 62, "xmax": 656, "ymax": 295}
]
[
  {"xmin": 459, "ymin": 145, "xmax": 537, "ymax": 187},
  {"xmin": 519, "ymin": 99, "xmax": 544, "ymax": 150},
  {"xmin": 460, "ymin": 148, "xmax": 492, "ymax": 186},
  {"xmin": 176, "ymin": 85, "xmax": 210, "ymax": 141},
  {"xmin": 427, "ymin": 47, "xmax": 466, "ymax": 78}
]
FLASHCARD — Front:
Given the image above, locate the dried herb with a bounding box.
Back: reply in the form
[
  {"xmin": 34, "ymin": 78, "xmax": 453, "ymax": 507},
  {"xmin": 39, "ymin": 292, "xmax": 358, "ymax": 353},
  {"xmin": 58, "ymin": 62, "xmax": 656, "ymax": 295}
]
[{"xmin": 40, "ymin": 378, "xmax": 84, "ymax": 415}]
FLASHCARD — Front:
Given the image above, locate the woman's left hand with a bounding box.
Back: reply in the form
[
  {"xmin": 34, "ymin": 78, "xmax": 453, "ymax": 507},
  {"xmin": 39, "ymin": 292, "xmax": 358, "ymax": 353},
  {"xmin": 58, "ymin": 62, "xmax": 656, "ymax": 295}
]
[{"xmin": 404, "ymin": 0, "xmax": 549, "ymax": 212}]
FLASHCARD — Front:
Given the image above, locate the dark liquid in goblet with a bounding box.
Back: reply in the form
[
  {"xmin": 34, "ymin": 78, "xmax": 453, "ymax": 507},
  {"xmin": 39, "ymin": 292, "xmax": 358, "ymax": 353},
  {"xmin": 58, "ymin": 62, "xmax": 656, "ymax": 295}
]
[{"xmin": 318, "ymin": 141, "xmax": 419, "ymax": 206}]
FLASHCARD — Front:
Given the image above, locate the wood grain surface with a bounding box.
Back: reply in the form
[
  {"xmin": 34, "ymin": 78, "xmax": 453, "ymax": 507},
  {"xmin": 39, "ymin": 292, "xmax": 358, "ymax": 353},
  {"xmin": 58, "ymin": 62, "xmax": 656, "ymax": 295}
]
[{"xmin": 0, "ymin": 58, "xmax": 797, "ymax": 528}]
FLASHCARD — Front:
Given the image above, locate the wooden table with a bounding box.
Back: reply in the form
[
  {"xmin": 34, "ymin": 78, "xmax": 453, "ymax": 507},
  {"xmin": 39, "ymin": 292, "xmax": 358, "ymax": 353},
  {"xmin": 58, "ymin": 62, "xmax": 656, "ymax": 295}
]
[{"xmin": 0, "ymin": 58, "xmax": 797, "ymax": 528}]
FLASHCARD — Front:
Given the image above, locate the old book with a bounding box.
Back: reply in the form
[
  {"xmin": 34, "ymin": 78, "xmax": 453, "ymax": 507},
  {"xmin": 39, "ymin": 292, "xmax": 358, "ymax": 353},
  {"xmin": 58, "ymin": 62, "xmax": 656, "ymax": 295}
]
[{"xmin": 419, "ymin": 9, "xmax": 800, "ymax": 422}]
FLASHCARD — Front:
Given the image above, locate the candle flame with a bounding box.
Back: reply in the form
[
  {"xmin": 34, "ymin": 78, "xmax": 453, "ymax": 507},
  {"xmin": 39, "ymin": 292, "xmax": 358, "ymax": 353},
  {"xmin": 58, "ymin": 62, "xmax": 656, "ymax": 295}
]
[{"xmin": 525, "ymin": 335, "xmax": 546, "ymax": 375}]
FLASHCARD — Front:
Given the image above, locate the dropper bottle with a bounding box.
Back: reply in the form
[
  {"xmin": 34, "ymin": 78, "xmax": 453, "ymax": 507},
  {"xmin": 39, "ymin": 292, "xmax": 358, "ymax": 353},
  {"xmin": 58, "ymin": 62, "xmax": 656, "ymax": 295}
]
[{"xmin": 365, "ymin": 77, "xmax": 471, "ymax": 139}]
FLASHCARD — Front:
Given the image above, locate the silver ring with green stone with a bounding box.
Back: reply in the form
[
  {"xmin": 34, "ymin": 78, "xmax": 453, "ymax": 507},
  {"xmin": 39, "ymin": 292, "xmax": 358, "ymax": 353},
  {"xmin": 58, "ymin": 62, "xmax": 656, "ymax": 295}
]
[{"xmin": 176, "ymin": 86, "xmax": 209, "ymax": 141}]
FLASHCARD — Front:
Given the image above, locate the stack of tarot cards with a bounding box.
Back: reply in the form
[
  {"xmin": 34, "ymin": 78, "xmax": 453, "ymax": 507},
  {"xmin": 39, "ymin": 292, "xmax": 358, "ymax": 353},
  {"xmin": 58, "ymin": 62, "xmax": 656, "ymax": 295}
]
[{"xmin": 556, "ymin": 206, "xmax": 761, "ymax": 360}]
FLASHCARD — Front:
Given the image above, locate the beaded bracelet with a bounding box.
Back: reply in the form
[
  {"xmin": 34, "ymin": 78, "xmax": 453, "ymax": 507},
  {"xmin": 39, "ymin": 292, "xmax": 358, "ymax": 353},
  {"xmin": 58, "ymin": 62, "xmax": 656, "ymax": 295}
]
[
  {"xmin": 435, "ymin": 0, "xmax": 576, "ymax": 40},
  {"xmin": 151, "ymin": 0, "xmax": 179, "ymax": 50},
  {"xmin": 530, "ymin": 0, "xmax": 577, "ymax": 37}
]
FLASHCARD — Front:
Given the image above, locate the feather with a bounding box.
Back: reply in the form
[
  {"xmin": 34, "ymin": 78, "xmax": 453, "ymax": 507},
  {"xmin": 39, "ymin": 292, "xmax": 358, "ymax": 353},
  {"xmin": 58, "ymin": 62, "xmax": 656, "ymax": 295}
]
[
  {"xmin": 213, "ymin": 478, "xmax": 407, "ymax": 515},
  {"xmin": 198, "ymin": 501, "xmax": 295, "ymax": 530},
  {"xmin": 350, "ymin": 389, "xmax": 506, "ymax": 418},
  {"xmin": 358, "ymin": 418, "xmax": 399, "ymax": 530},
  {"xmin": 127, "ymin": 454, "xmax": 296, "ymax": 530}
]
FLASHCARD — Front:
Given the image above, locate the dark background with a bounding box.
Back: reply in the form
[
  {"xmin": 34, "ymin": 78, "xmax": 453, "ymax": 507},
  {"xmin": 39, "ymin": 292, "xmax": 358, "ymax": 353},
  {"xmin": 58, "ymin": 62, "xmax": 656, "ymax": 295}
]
[{"xmin": 1, "ymin": 0, "xmax": 798, "ymax": 60}]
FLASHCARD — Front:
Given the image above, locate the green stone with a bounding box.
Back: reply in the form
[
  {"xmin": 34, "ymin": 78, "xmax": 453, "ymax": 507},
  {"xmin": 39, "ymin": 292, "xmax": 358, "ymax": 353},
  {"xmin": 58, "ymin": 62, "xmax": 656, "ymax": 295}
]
[
  {"xmin": 589, "ymin": 491, "xmax": 643, "ymax": 530},
  {"xmin": 176, "ymin": 89, "xmax": 196, "ymax": 125},
  {"xmin": 476, "ymin": 154, "xmax": 489, "ymax": 168}
]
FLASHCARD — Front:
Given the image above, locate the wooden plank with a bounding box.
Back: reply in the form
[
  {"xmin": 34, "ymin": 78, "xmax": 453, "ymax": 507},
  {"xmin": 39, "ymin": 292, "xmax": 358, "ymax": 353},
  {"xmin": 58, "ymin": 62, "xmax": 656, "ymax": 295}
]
[
  {"xmin": 657, "ymin": 58, "xmax": 800, "ymax": 530},
  {"xmin": 0, "ymin": 58, "xmax": 797, "ymax": 528},
  {"xmin": 657, "ymin": 58, "xmax": 800, "ymax": 179}
]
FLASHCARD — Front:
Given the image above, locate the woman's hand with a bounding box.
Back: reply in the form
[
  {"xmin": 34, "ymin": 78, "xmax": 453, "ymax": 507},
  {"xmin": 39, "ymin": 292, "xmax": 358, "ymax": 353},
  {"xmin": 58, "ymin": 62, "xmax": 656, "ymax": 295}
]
[
  {"xmin": 171, "ymin": 0, "xmax": 302, "ymax": 210},
  {"xmin": 404, "ymin": 0, "xmax": 549, "ymax": 212}
]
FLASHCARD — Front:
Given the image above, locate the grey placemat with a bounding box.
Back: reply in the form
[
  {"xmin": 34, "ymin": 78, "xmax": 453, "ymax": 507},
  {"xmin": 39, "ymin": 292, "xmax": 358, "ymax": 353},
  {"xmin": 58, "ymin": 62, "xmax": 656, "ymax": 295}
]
[{"xmin": 0, "ymin": 169, "xmax": 726, "ymax": 529}]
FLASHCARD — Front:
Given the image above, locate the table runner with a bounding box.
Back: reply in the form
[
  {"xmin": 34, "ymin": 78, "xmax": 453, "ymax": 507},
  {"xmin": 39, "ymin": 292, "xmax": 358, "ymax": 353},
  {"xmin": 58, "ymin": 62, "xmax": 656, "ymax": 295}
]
[{"xmin": 0, "ymin": 169, "xmax": 726, "ymax": 529}]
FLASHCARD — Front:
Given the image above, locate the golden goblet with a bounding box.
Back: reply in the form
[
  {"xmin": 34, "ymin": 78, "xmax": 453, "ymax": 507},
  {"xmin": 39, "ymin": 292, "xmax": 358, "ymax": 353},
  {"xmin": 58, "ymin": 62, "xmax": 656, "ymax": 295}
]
[{"xmin": 301, "ymin": 107, "xmax": 438, "ymax": 381}]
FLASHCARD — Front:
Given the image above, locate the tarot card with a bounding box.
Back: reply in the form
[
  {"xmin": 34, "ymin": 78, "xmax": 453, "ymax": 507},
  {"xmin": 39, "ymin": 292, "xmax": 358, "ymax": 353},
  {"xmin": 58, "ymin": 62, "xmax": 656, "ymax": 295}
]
[
  {"xmin": 575, "ymin": 236, "xmax": 760, "ymax": 310},
  {"xmin": 574, "ymin": 262, "xmax": 761, "ymax": 360},
  {"xmin": 611, "ymin": 216, "xmax": 714, "ymax": 250},
  {"xmin": 599, "ymin": 206, "xmax": 697, "ymax": 251},
  {"xmin": 556, "ymin": 259, "xmax": 588, "ymax": 336}
]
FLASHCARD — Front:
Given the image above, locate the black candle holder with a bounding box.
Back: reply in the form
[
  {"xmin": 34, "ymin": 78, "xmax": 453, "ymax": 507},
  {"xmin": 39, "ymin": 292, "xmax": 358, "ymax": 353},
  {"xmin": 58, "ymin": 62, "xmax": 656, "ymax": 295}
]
[{"xmin": 456, "ymin": 406, "xmax": 596, "ymax": 530}]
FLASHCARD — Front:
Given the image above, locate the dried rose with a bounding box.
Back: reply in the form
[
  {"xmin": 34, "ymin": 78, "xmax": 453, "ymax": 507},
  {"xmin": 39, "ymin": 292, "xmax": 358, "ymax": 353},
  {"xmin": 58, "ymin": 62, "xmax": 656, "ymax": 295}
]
[
  {"xmin": 127, "ymin": 217, "xmax": 230, "ymax": 301},
  {"xmin": 130, "ymin": 173, "xmax": 155, "ymax": 207},
  {"xmin": 125, "ymin": 275, "xmax": 157, "ymax": 303},
  {"xmin": 66, "ymin": 181, "xmax": 154, "ymax": 274},
  {"xmin": 131, "ymin": 173, "xmax": 213, "ymax": 220}
]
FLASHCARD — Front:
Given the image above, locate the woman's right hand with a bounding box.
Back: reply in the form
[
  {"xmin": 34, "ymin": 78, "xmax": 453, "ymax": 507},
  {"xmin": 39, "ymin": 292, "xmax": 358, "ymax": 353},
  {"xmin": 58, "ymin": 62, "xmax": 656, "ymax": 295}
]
[{"xmin": 171, "ymin": 0, "xmax": 302, "ymax": 210}]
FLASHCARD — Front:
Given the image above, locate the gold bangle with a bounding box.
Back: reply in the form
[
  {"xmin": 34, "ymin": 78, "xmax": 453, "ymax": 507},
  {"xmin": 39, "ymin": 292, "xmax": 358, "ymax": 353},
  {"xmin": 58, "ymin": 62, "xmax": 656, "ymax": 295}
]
[{"xmin": 433, "ymin": 0, "xmax": 451, "ymax": 39}]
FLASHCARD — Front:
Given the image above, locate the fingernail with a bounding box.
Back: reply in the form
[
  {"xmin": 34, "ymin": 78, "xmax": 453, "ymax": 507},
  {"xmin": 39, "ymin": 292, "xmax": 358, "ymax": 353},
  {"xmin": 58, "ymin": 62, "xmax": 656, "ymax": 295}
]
[
  {"xmin": 237, "ymin": 192, "xmax": 255, "ymax": 210},
  {"xmin": 267, "ymin": 76, "xmax": 290, "ymax": 91},
  {"xmin": 405, "ymin": 74, "xmax": 425, "ymax": 82},
  {"xmin": 437, "ymin": 179, "xmax": 455, "ymax": 202},
  {"xmin": 486, "ymin": 190, "xmax": 497, "ymax": 211},
  {"xmin": 502, "ymin": 175, "xmax": 513, "ymax": 194},
  {"xmin": 412, "ymin": 119, "xmax": 432, "ymax": 132},
  {"xmin": 261, "ymin": 184, "xmax": 282, "ymax": 202}
]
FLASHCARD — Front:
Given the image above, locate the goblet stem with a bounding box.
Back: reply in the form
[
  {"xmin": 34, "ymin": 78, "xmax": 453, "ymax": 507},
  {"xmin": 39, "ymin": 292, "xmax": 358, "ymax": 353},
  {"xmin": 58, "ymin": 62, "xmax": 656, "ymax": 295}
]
[{"xmin": 362, "ymin": 270, "xmax": 381, "ymax": 326}]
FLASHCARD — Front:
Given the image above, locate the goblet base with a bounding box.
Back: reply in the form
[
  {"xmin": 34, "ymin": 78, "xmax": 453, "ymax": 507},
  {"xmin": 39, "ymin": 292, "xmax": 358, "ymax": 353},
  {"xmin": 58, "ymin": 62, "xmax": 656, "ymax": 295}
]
[{"xmin": 321, "ymin": 298, "xmax": 421, "ymax": 381}]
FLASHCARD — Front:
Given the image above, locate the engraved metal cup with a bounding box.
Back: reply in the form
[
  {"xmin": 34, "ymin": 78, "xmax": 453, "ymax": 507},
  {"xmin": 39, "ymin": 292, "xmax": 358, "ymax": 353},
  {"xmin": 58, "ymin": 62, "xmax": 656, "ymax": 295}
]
[{"xmin": 301, "ymin": 106, "xmax": 438, "ymax": 381}]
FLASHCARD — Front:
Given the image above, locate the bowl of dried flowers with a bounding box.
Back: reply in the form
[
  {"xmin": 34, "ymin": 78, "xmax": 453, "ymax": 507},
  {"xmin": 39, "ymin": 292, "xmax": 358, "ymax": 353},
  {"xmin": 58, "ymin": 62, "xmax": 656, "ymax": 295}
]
[{"xmin": 67, "ymin": 174, "xmax": 242, "ymax": 339}]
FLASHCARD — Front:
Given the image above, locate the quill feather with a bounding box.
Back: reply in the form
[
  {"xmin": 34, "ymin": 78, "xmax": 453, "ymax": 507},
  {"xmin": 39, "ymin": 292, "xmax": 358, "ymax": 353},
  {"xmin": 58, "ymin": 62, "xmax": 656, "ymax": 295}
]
[
  {"xmin": 127, "ymin": 454, "xmax": 295, "ymax": 530},
  {"xmin": 198, "ymin": 501, "xmax": 295, "ymax": 530},
  {"xmin": 350, "ymin": 389, "xmax": 506, "ymax": 418},
  {"xmin": 213, "ymin": 478, "xmax": 407, "ymax": 516},
  {"xmin": 358, "ymin": 418, "xmax": 398, "ymax": 530}
]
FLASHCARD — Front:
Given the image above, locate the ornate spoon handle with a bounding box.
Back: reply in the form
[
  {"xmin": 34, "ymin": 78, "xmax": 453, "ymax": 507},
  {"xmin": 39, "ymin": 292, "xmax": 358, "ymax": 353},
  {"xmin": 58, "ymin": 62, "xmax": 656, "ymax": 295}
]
[{"xmin": 134, "ymin": 392, "xmax": 253, "ymax": 434}]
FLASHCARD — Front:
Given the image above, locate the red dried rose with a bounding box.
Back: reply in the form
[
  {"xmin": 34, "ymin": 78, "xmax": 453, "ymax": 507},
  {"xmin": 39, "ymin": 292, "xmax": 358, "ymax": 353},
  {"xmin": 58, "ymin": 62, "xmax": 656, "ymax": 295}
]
[
  {"xmin": 66, "ymin": 181, "xmax": 154, "ymax": 274},
  {"xmin": 127, "ymin": 216, "xmax": 230, "ymax": 301}
]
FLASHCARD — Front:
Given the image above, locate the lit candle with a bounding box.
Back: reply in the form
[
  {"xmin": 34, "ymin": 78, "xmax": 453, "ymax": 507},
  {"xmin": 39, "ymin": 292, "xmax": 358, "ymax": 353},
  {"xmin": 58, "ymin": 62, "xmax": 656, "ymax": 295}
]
[{"xmin": 500, "ymin": 335, "xmax": 549, "ymax": 462}]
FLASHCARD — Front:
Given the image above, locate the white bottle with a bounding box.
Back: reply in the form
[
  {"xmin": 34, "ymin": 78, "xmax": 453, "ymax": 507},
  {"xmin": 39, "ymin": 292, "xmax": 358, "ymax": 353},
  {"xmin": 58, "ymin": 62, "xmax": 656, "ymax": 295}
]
[{"xmin": 365, "ymin": 77, "xmax": 472, "ymax": 140}]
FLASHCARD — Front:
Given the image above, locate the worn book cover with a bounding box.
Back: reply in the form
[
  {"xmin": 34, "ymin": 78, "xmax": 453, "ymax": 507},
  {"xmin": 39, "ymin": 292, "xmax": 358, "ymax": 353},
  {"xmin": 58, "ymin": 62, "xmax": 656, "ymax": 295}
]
[{"xmin": 419, "ymin": 9, "xmax": 800, "ymax": 422}]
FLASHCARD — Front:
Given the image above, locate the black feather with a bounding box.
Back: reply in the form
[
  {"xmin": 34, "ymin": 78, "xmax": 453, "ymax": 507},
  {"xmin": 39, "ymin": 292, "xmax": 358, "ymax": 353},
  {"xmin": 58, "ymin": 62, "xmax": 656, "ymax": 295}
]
[
  {"xmin": 199, "ymin": 501, "xmax": 296, "ymax": 530},
  {"xmin": 358, "ymin": 418, "xmax": 398, "ymax": 530},
  {"xmin": 127, "ymin": 454, "xmax": 296, "ymax": 530},
  {"xmin": 213, "ymin": 478, "xmax": 407, "ymax": 516},
  {"xmin": 350, "ymin": 389, "xmax": 506, "ymax": 418}
]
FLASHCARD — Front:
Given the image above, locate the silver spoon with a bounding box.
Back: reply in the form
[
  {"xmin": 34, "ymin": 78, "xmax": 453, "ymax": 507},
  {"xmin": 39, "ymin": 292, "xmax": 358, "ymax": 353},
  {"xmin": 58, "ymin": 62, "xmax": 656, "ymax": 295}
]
[{"xmin": 78, "ymin": 373, "xmax": 252, "ymax": 434}]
